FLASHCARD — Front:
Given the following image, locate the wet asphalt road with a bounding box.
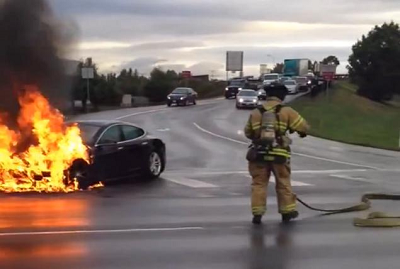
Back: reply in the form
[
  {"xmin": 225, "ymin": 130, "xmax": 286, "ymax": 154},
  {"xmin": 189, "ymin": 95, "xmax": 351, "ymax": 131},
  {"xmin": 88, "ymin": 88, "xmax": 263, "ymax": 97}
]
[{"xmin": 1, "ymin": 95, "xmax": 400, "ymax": 269}]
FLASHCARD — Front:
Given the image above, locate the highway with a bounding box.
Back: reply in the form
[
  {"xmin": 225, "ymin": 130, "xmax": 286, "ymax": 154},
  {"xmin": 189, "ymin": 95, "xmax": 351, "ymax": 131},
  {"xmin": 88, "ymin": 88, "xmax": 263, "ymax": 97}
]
[{"xmin": 1, "ymin": 95, "xmax": 400, "ymax": 269}]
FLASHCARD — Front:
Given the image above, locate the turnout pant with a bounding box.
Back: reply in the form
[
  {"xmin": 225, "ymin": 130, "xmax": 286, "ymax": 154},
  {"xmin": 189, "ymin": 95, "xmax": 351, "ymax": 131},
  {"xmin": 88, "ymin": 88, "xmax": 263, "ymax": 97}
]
[{"xmin": 249, "ymin": 161, "xmax": 296, "ymax": 216}]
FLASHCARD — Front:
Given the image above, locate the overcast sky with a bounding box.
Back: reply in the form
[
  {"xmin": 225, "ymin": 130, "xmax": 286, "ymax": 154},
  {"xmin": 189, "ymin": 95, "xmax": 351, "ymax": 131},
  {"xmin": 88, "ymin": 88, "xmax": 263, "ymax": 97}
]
[{"xmin": 50, "ymin": 0, "xmax": 400, "ymax": 77}]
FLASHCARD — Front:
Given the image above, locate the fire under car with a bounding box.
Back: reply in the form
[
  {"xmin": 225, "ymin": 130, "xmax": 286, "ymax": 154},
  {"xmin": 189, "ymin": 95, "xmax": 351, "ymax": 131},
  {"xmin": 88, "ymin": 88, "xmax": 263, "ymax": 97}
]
[{"xmin": 66, "ymin": 120, "xmax": 166, "ymax": 189}]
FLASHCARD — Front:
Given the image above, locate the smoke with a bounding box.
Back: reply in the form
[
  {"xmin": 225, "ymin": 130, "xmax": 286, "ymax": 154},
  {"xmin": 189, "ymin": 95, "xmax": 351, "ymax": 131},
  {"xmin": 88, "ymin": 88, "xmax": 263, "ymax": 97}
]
[{"xmin": 0, "ymin": 0, "xmax": 75, "ymax": 120}]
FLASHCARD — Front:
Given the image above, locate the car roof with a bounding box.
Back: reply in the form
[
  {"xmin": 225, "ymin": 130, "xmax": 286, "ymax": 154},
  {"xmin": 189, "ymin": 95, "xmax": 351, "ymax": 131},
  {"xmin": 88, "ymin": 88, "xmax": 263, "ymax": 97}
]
[{"xmin": 72, "ymin": 120, "xmax": 129, "ymax": 127}]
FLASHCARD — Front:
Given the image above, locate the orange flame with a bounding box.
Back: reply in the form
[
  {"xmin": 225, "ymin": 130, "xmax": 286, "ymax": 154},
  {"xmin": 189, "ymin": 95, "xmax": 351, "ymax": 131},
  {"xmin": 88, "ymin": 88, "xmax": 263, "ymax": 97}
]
[{"xmin": 0, "ymin": 86, "xmax": 89, "ymax": 193}]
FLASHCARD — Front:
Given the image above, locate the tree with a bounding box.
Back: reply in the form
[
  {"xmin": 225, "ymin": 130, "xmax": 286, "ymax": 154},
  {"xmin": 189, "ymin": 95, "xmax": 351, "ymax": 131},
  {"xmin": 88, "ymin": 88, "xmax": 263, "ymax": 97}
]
[
  {"xmin": 272, "ymin": 63, "xmax": 284, "ymax": 74},
  {"xmin": 144, "ymin": 68, "xmax": 176, "ymax": 102},
  {"xmin": 322, "ymin": 56, "xmax": 340, "ymax": 65},
  {"xmin": 348, "ymin": 22, "xmax": 400, "ymax": 101}
]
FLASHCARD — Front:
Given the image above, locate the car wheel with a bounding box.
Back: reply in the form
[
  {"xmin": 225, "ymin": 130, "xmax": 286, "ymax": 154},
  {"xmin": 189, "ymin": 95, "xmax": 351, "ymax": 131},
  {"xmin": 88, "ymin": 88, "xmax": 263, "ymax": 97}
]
[
  {"xmin": 67, "ymin": 159, "xmax": 92, "ymax": 190},
  {"xmin": 167, "ymin": 102, "xmax": 171, "ymax": 107},
  {"xmin": 144, "ymin": 151, "xmax": 163, "ymax": 179},
  {"xmin": 193, "ymin": 99, "xmax": 196, "ymax": 105}
]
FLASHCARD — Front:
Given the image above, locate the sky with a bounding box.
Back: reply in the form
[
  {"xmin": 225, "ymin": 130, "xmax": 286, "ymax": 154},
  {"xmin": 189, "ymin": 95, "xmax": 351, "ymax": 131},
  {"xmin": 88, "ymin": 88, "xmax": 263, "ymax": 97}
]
[{"xmin": 50, "ymin": 0, "xmax": 400, "ymax": 78}]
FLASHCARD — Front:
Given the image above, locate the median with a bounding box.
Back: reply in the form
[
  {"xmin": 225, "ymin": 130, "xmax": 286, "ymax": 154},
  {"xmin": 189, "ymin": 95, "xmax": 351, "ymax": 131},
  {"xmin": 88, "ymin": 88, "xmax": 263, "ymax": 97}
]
[{"xmin": 290, "ymin": 81, "xmax": 400, "ymax": 151}]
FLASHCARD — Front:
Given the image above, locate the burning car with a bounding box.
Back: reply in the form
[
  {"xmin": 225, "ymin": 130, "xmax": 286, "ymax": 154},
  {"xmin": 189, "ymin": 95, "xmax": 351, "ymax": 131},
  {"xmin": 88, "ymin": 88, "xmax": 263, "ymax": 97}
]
[
  {"xmin": 0, "ymin": 88, "xmax": 165, "ymax": 193},
  {"xmin": 68, "ymin": 120, "xmax": 166, "ymax": 190}
]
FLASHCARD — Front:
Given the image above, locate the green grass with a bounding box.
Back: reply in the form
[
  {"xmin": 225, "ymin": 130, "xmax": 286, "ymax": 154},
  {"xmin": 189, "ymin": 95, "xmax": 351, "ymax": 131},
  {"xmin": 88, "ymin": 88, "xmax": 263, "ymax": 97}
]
[{"xmin": 290, "ymin": 81, "xmax": 400, "ymax": 151}]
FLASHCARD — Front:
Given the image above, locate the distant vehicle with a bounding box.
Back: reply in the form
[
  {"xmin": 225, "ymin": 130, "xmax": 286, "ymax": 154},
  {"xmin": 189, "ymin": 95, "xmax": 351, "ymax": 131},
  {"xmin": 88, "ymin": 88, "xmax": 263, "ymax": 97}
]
[
  {"xmin": 236, "ymin": 89, "xmax": 259, "ymax": 109},
  {"xmin": 283, "ymin": 80, "xmax": 299, "ymax": 94},
  {"xmin": 67, "ymin": 121, "xmax": 166, "ymax": 189},
  {"xmin": 246, "ymin": 78, "xmax": 262, "ymax": 91},
  {"xmin": 225, "ymin": 79, "xmax": 246, "ymax": 99},
  {"xmin": 284, "ymin": 59, "xmax": 309, "ymax": 77},
  {"xmin": 294, "ymin": 77, "xmax": 309, "ymax": 92},
  {"xmin": 167, "ymin": 88, "xmax": 197, "ymax": 106},
  {"xmin": 262, "ymin": 73, "xmax": 281, "ymax": 85},
  {"xmin": 257, "ymin": 89, "xmax": 267, "ymax": 100},
  {"xmin": 280, "ymin": 76, "xmax": 291, "ymax": 83}
]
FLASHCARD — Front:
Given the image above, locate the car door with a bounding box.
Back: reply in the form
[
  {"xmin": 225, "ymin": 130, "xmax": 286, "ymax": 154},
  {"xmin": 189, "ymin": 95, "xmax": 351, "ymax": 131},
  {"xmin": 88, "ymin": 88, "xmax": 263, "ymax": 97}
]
[
  {"xmin": 92, "ymin": 125, "xmax": 125, "ymax": 181},
  {"xmin": 119, "ymin": 125, "xmax": 147, "ymax": 176}
]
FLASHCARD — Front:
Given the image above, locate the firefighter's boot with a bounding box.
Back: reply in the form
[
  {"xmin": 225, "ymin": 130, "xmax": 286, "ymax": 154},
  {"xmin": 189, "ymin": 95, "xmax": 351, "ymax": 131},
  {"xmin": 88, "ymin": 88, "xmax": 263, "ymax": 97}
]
[
  {"xmin": 281, "ymin": 211, "xmax": 299, "ymax": 224},
  {"xmin": 252, "ymin": 215, "xmax": 262, "ymax": 225}
]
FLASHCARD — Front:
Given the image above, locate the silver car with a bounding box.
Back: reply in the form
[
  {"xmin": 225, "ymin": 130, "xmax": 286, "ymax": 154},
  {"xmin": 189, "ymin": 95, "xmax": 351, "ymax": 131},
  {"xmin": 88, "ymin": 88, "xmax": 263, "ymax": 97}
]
[
  {"xmin": 236, "ymin": 89, "xmax": 259, "ymax": 109},
  {"xmin": 283, "ymin": 80, "xmax": 299, "ymax": 94}
]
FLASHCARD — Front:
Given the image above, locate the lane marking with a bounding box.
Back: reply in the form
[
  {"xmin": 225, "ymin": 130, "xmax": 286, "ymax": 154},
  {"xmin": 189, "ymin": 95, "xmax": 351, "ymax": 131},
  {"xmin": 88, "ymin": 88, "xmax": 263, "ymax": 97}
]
[
  {"xmin": 165, "ymin": 177, "xmax": 218, "ymax": 188},
  {"xmin": 115, "ymin": 98, "xmax": 224, "ymax": 120},
  {"xmin": 193, "ymin": 123, "xmax": 380, "ymax": 170},
  {"xmin": 330, "ymin": 174, "xmax": 376, "ymax": 184},
  {"xmin": 193, "ymin": 123, "xmax": 247, "ymax": 145},
  {"xmin": 165, "ymin": 169, "xmax": 368, "ymax": 176},
  {"xmin": 246, "ymin": 175, "xmax": 312, "ymax": 187},
  {"xmin": 116, "ymin": 108, "xmax": 167, "ymax": 120},
  {"xmin": 0, "ymin": 227, "xmax": 204, "ymax": 237}
]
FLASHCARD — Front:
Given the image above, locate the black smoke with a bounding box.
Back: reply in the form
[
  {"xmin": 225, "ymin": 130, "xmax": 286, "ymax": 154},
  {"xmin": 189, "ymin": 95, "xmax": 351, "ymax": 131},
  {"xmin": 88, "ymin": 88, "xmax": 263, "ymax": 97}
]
[{"xmin": 0, "ymin": 0, "xmax": 74, "ymax": 121}]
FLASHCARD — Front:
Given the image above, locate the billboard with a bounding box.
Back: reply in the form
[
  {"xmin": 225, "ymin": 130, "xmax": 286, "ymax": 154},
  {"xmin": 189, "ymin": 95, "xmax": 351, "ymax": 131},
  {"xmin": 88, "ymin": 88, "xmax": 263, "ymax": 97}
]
[{"xmin": 226, "ymin": 51, "xmax": 243, "ymax": 72}]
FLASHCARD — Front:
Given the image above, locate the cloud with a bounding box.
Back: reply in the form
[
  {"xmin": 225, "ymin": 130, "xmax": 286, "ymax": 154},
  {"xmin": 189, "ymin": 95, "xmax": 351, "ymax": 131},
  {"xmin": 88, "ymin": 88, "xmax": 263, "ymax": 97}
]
[{"xmin": 50, "ymin": 0, "xmax": 400, "ymax": 77}]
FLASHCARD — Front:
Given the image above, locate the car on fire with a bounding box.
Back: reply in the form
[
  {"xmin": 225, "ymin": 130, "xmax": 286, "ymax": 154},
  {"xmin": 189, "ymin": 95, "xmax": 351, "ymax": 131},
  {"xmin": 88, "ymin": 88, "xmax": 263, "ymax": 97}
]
[{"xmin": 67, "ymin": 120, "xmax": 166, "ymax": 189}]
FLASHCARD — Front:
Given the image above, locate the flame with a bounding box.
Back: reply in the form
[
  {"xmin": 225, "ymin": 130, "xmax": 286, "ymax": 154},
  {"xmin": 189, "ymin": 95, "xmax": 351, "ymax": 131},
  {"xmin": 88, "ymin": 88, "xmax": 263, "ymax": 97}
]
[{"xmin": 0, "ymin": 86, "xmax": 89, "ymax": 193}]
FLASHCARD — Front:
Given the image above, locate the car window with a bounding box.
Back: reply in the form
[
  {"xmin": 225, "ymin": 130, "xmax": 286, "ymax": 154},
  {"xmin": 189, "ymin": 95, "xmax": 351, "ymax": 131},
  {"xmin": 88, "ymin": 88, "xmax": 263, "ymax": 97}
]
[
  {"xmin": 77, "ymin": 123, "xmax": 101, "ymax": 144},
  {"xmin": 122, "ymin": 125, "xmax": 145, "ymax": 141},
  {"xmin": 264, "ymin": 75, "xmax": 278, "ymax": 80},
  {"xmin": 172, "ymin": 88, "xmax": 188, "ymax": 94},
  {"xmin": 284, "ymin": 81, "xmax": 296, "ymax": 85},
  {"xmin": 98, "ymin": 126, "xmax": 122, "ymax": 144}
]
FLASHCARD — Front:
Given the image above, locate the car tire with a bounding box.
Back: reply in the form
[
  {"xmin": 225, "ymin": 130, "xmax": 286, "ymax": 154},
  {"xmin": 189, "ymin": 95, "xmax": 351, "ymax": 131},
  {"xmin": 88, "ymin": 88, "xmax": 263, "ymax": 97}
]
[
  {"xmin": 67, "ymin": 159, "xmax": 92, "ymax": 190},
  {"xmin": 167, "ymin": 103, "xmax": 171, "ymax": 107},
  {"xmin": 193, "ymin": 99, "xmax": 196, "ymax": 105},
  {"xmin": 143, "ymin": 151, "xmax": 163, "ymax": 179}
]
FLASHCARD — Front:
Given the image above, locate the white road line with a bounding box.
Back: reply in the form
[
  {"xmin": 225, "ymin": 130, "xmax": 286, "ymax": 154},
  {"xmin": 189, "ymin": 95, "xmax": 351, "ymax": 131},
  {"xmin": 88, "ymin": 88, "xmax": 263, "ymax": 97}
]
[
  {"xmin": 193, "ymin": 123, "xmax": 248, "ymax": 145},
  {"xmin": 165, "ymin": 177, "xmax": 218, "ymax": 188},
  {"xmin": 115, "ymin": 98, "xmax": 224, "ymax": 120},
  {"xmin": 193, "ymin": 122, "xmax": 380, "ymax": 170},
  {"xmin": 330, "ymin": 174, "xmax": 376, "ymax": 184},
  {"xmin": 246, "ymin": 175, "xmax": 312, "ymax": 187},
  {"xmin": 165, "ymin": 169, "xmax": 367, "ymax": 176},
  {"xmin": 293, "ymin": 152, "xmax": 379, "ymax": 170},
  {"xmin": 116, "ymin": 108, "xmax": 168, "ymax": 120},
  {"xmin": 0, "ymin": 227, "xmax": 204, "ymax": 237}
]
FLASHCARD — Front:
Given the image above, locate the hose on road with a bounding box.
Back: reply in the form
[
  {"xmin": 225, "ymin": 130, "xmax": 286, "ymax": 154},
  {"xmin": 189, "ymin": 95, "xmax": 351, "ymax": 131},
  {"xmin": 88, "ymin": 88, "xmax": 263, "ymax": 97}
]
[{"xmin": 296, "ymin": 194, "xmax": 400, "ymax": 227}]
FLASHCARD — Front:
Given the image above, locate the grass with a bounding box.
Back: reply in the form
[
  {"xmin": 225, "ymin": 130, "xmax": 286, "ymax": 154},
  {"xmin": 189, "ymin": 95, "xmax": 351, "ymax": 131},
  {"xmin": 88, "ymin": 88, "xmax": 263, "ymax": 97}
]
[{"xmin": 290, "ymin": 81, "xmax": 400, "ymax": 151}]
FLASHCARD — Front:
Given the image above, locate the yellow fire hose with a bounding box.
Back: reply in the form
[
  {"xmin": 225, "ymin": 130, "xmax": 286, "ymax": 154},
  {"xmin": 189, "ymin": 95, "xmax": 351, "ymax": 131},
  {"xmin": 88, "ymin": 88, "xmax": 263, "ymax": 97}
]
[{"xmin": 296, "ymin": 194, "xmax": 400, "ymax": 227}]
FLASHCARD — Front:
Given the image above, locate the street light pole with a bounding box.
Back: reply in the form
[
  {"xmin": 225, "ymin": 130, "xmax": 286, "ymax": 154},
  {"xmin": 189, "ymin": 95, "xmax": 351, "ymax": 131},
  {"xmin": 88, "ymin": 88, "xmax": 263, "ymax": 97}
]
[{"xmin": 266, "ymin": 54, "xmax": 275, "ymax": 68}]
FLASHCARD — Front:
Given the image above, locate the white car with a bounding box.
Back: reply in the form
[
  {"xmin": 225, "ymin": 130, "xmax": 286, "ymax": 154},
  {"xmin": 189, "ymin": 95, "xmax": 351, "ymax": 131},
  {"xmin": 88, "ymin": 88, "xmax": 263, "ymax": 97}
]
[
  {"xmin": 283, "ymin": 80, "xmax": 299, "ymax": 94},
  {"xmin": 262, "ymin": 73, "xmax": 281, "ymax": 86},
  {"xmin": 236, "ymin": 90, "xmax": 259, "ymax": 109}
]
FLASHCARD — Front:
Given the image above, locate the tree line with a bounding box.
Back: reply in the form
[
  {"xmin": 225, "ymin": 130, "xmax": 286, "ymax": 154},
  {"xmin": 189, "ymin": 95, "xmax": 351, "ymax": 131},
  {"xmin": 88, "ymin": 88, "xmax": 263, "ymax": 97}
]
[
  {"xmin": 72, "ymin": 64, "xmax": 225, "ymax": 109},
  {"xmin": 271, "ymin": 22, "xmax": 400, "ymax": 102}
]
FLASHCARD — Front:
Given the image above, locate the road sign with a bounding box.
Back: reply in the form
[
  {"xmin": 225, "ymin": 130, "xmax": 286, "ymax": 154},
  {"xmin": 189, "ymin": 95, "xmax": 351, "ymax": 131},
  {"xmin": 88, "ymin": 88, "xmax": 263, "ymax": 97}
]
[
  {"xmin": 226, "ymin": 51, "xmax": 243, "ymax": 72},
  {"xmin": 82, "ymin": 67, "xmax": 94, "ymax": 79},
  {"xmin": 182, "ymin": 71, "xmax": 192, "ymax": 79},
  {"xmin": 322, "ymin": 72, "xmax": 335, "ymax": 81}
]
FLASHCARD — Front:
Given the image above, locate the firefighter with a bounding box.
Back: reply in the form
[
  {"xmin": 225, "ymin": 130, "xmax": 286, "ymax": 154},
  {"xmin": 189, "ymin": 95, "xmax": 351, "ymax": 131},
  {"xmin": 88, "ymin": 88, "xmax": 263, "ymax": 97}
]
[{"xmin": 245, "ymin": 82, "xmax": 310, "ymax": 224}]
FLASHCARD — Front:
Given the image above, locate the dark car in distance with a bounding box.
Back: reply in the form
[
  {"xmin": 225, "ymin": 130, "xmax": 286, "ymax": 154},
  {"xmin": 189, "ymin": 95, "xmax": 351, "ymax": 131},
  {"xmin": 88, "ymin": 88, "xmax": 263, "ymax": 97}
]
[
  {"xmin": 225, "ymin": 79, "xmax": 246, "ymax": 99},
  {"xmin": 67, "ymin": 121, "xmax": 166, "ymax": 189},
  {"xmin": 167, "ymin": 88, "xmax": 197, "ymax": 106}
]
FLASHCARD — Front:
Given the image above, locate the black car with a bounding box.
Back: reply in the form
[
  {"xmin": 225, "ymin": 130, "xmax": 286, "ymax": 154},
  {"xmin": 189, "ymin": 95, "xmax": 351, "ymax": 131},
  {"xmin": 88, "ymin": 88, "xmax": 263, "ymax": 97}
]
[
  {"xmin": 67, "ymin": 120, "xmax": 166, "ymax": 189},
  {"xmin": 225, "ymin": 79, "xmax": 246, "ymax": 99},
  {"xmin": 167, "ymin": 88, "xmax": 197, "ymax": 106}
]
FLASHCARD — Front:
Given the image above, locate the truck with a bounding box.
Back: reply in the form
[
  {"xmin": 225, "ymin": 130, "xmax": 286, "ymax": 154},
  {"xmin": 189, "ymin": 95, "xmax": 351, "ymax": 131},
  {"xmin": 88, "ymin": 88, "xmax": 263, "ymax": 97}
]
[{"xmin": 283, "ymin": 59, "xmax": 309, "ymax": 77}]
